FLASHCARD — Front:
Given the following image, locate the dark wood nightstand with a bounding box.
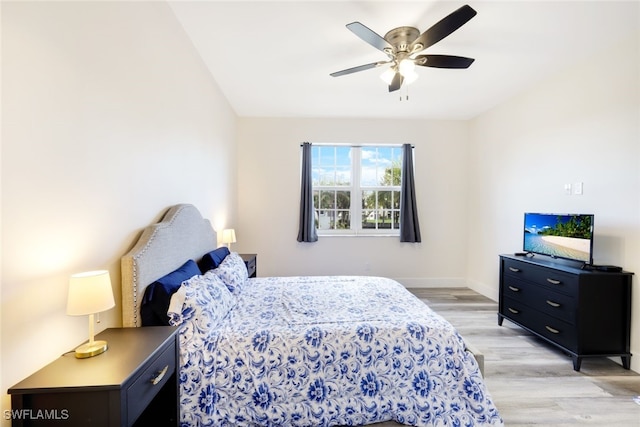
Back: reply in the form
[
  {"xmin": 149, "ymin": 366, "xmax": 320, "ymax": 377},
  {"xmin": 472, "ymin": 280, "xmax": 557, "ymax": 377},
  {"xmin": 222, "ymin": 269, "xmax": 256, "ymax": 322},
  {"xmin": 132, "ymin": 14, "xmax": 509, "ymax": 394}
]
[
  {"xmin": 240, "ymin": 253, "xmax": 257, "ymax": 278},
  {"xmin": 8, "ymin": 327, "xmax": 179, "ymax": 426}
]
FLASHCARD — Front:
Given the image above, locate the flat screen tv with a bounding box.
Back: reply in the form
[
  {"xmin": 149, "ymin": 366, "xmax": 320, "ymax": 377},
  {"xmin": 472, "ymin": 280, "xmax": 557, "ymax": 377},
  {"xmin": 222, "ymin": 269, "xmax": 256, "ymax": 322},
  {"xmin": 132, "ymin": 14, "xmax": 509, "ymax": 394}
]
[{"xmin": 523, "ymin": 213, "xmax": 594, "ymax": 265}]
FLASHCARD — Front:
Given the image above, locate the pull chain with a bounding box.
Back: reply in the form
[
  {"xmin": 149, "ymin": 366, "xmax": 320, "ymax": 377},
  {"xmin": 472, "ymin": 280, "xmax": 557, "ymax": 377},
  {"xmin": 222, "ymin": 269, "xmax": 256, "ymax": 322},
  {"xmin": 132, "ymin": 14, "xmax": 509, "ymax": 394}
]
[{"xmin": 399, "ymin": 85, "xmax": 410, "ymax": 101}]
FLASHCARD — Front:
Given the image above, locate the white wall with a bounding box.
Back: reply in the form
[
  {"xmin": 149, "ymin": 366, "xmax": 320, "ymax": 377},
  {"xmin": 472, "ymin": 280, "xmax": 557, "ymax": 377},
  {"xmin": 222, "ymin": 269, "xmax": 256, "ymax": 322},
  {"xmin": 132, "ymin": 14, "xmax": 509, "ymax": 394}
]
[
  {"xmin": 235, "ymin": 118, "xmax": 470, "ymax": 286},
  {"xmin": 467, "ymin": 32, "xmax": 640, "ymax": 370},
  {"xmin": 1, "ymin": 1, "xmax": 237, "ymax": 418}
]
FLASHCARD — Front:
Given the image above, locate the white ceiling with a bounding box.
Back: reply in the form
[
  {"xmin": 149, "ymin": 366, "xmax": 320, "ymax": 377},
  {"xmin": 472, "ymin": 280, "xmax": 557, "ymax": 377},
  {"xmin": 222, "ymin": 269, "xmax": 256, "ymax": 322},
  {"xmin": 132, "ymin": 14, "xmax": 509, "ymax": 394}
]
[{"xmin": 168, "ymin": 1, "xmax": 639, "ymax": 120}]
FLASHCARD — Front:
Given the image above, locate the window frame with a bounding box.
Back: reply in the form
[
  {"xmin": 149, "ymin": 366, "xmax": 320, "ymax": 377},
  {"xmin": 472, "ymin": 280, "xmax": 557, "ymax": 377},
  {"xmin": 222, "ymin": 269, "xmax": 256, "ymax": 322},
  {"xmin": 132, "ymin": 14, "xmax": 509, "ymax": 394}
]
[{"xmin": 311, "ymin": 143, "xmax": 404, "ymax": 237}]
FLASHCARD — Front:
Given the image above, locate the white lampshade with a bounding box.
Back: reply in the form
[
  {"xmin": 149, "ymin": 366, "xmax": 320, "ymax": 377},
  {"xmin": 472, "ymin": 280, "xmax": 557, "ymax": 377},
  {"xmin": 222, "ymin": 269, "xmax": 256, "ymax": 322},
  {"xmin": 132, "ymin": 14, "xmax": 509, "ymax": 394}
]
[
  {"xmin": 380, "ymin": 68, "xmax": 396, "ymax": 85},
  {"xmin": 403, "ymin": 70, "xmax": 419, "ymax": 85},
  {"xmin": 67, "ymin": 270, "xmax": 115, "ymax": 316},
  {"xmin": 398, "ymin": 58, "xmax": 416, "ymax": 76},
  {"xmin": 221, "ymin": 229, "xmax": 236, "ymax": 246}
]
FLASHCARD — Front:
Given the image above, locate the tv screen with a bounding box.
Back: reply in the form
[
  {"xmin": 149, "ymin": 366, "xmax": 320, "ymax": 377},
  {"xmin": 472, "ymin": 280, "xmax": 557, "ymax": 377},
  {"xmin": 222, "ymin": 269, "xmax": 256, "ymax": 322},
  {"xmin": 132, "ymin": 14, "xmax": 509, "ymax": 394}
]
[{"xmin": 523, "ymin": 213, "xmax": 594, "ymax": 264}]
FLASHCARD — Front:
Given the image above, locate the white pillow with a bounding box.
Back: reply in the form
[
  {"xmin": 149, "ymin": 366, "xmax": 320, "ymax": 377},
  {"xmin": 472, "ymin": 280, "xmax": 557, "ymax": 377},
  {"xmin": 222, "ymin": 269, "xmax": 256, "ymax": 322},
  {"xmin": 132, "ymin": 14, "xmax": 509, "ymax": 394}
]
[
  {"xmin": 167, "ymin": 272, "xmax": 235, "ymax": 331},
  {"xmin": 211, "ymin": 252, "xmax": 249, "ymax": 293}
]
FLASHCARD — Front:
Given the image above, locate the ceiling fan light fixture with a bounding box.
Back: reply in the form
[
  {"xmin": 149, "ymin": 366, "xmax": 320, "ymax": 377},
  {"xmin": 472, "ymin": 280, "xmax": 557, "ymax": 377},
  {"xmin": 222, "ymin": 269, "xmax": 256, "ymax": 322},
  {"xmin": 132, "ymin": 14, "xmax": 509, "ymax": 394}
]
[
  {"xmin": 398, "ymin": 59, "xmax": 416, "ymax": 76},
  {"xmin": 380, "ymin": 68, "xmax": 396, "ymax": 85},
  {"xmin": 403, "ymin": 70, "xmax": 419, "ymax": 85}
]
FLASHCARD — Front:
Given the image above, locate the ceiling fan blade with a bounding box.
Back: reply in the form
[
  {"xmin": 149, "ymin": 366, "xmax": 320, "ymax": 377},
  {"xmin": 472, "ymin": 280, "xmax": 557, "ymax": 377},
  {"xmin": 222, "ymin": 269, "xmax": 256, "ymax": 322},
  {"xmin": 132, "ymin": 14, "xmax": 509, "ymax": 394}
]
[
  {"xmin": 388, "ymin": 72, "xmax": 404, "ymax": 92},
  {"xmin": 346, "ymin": 21, "xmax": 394, "ymax": 53},
  {"xmin": 409, "ymin": 5, "xmax": 477, "ymax": 53},
  {"xmin": 330, "ymin": 61, "xmax": 390, "ymax": 77},
  {"xmin": 414, "ymin": 54, "xmax": 475, "ymax": 69}
]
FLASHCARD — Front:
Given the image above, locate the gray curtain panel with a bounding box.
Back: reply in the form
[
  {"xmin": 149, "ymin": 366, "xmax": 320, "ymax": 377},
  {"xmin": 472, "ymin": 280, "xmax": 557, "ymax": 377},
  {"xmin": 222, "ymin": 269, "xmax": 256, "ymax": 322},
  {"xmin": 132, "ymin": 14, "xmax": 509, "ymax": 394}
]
[
  {"xmin": 297, "ymin": 142, "xmax": 318, "ymax": 242},
  {"xmin": 400, "ymin": 143, "xmax": 421, "ymax": 242}
]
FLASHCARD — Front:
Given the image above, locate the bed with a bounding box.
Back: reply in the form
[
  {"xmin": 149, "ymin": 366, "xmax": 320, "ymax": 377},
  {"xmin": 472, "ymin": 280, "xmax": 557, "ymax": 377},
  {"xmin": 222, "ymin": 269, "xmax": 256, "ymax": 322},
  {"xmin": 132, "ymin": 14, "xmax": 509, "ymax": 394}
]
[{"xmin": 121, "ymin": 204, "xmax": 502, "ymax": 426}]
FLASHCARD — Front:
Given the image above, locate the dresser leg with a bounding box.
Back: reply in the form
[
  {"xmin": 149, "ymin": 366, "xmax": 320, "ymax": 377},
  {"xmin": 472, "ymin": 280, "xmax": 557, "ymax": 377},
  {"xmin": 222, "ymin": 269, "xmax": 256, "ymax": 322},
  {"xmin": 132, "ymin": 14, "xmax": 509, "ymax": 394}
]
[
  {"xmin": 621, "ymin": 355, "xmax": 631, "ymax": 370},
  {"xmin": 497, "ymin": 314, "xmax": 504, "ymax": 326},
  {"xmin": 572, "ymin": 356, "xmax": 582, "ymax": 371}
]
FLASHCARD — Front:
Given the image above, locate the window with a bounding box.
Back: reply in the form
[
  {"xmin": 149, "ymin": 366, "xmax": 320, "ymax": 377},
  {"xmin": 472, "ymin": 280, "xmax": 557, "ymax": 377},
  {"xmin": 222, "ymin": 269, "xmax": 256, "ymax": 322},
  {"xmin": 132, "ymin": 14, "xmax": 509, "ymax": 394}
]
[{"xmin": 311, "ymin": 145, "xmax": 403, "ymax": 235}]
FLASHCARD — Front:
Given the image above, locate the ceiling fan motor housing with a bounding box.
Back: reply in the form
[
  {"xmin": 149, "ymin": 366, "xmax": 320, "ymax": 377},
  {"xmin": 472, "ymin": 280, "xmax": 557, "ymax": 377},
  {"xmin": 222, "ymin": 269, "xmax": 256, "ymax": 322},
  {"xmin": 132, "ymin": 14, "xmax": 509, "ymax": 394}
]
[{"xmin": 383, "ymin": 26, "xmax": 422, "ymax": 54}]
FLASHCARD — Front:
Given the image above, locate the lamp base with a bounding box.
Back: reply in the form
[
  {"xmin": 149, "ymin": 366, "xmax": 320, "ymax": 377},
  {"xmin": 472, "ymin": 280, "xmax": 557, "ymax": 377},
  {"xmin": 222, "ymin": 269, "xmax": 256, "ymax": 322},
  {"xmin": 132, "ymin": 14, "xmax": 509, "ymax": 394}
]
[{"xmin": 74, "ymin": 340, "xmax": 108, "ymax": 359}]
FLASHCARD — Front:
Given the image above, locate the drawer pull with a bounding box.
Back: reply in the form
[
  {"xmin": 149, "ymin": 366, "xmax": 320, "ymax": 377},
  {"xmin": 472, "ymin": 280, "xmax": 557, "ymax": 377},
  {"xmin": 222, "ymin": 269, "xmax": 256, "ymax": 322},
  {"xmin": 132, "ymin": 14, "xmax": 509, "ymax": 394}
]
[
  {"xmin": 508, "ymin": 308, "xmax": 519, "ymax": 314},
  {"xmin": 546, "ymin": 300, "xmax": 561, "ymax": 308},
  {"xmin": 545, "ymin": 325, "xmax": 560, "ymax": 334},
  {"xmin": 508, "ymin": 267, "xmax": 520, "ymax": 273},
  {"xmin": 546, "ymin": 278, "xmax": 561, "ymax": 285},
  {"xmin": 151, "ymin": 365, "xmax": 169, "ymax": 385},
  {"xmin": 508, "ymin": 286, "xmax": 520, "ymax": 292}
]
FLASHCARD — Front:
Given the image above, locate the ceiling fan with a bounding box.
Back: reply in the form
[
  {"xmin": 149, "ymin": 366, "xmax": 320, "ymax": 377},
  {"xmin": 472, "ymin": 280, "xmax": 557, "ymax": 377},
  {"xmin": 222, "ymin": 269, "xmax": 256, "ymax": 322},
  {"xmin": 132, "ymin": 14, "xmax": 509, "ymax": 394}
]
[{"xmin": 330, "ymin": 4, "xmax": 477, "ymax": 92}]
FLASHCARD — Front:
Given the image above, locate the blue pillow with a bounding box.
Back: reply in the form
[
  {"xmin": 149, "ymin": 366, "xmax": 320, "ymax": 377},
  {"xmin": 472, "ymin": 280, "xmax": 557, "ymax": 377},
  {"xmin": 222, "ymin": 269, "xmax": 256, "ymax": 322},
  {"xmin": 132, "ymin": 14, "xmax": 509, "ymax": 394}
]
[
  {"xmin": 140, "ymin": 259, "xmax": 200, "ymax": 326},
  {"xmin": 198, "ymin": 246, "xmax": 230, "ymax": 273}
]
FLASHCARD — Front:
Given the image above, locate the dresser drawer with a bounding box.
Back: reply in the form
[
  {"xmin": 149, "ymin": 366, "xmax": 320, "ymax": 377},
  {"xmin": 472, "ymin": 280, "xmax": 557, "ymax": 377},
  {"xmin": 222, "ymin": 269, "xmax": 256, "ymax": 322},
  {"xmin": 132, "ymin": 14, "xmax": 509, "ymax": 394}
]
[
  {"xmin": 502, "ymin": 258, "xmax": 578, "ymax": 295},
  {"xmin": 127, "ymin": 340, "xmax": 176, "ymax": 424},
  {"xmin": 503, "ymin": 276, "xmax": 576, "ymax": 323},
  {"xmin": 502, "ymin": 297, "xmax": 577, "ymax": 351}
]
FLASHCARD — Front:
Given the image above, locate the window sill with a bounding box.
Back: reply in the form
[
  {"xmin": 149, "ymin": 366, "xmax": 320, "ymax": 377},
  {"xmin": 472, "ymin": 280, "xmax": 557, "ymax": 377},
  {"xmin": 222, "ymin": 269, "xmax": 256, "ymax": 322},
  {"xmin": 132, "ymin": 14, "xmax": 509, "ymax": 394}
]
[{"xmin": 317, "ymin": 233, "xmax": 399, "ymax": 238}]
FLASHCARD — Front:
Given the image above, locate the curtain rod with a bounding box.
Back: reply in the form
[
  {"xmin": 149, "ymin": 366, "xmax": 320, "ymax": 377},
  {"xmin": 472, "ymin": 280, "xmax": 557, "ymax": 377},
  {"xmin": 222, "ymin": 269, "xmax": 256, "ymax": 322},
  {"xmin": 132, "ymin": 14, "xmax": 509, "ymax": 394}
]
[{"xmin": 300, "ymin": 142, "xmax": 414, "ymax": 148}]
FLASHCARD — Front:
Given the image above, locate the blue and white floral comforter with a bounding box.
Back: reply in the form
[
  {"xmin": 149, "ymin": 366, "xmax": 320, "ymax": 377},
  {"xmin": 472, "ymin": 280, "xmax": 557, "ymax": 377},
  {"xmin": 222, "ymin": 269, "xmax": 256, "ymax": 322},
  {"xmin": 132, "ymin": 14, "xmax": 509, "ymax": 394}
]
[{"xmin": 169, "ymin": 274, "xmax": 502, "ymax": 426}]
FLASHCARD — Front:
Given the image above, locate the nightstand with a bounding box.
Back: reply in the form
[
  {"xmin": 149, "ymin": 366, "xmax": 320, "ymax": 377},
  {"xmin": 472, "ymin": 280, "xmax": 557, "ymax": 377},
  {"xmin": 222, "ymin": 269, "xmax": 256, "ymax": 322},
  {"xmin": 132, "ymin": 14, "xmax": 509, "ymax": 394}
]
[
  {"xmin": 8, "ymin": 327, "xmax": 179, "ymax": 426},
  {"xmin": 240, "ymin": 253, "xmax": 257, "ymax": 278}
]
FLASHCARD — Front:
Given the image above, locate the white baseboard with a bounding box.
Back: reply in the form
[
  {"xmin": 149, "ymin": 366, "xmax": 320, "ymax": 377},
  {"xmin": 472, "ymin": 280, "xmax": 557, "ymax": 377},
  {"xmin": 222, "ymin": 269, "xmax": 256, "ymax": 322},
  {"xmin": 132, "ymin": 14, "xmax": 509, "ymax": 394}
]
[{"xmin": 466, "ymin": 278, "xmax": 499, "ymax": 302}]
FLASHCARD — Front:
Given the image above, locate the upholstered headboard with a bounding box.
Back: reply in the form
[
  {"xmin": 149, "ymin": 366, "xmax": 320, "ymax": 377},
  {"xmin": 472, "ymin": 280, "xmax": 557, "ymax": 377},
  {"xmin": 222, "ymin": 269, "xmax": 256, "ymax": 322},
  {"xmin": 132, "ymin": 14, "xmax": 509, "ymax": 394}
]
[{"xmin": 121, "ymin": 204, "xmax": 217, "ymax": 327}]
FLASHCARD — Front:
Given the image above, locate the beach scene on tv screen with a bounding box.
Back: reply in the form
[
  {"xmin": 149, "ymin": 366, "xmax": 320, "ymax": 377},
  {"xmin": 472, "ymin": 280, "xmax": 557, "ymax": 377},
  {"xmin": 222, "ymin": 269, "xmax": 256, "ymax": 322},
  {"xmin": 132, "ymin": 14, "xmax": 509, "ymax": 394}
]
[{"xmin": 524, "ymin": 214, "xmax": 592, "ymax": 262}]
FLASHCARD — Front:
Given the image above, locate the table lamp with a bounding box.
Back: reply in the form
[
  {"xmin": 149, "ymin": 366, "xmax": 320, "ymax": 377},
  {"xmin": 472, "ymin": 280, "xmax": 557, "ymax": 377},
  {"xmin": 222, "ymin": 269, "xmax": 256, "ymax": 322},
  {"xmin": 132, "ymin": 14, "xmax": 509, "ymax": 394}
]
[
  {"xmin": 67, "ymin": 270, "xmax": 115, "ymax": 358},
  {"xmin": 221, "ymin": 229, "xmax": 236, "ymax": 249}
]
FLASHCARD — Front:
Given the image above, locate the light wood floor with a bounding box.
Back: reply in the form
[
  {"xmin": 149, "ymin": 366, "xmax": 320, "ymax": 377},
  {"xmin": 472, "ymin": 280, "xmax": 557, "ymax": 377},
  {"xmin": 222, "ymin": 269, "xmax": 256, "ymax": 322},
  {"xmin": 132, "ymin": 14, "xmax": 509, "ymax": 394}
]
[{"xmin": 372, "ymin": 287, "xmax": 640, "ymax": 426}]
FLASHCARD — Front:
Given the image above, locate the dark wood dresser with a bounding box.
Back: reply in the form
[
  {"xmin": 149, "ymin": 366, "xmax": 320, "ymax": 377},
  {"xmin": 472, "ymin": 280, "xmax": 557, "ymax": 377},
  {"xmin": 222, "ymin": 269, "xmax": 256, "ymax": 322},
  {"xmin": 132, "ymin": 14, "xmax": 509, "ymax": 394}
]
[
  {"xmin": 8, "ymin": 327, "xmax": 179, "ymax": 426},
  {"xmin": 498, "ymin": 254, "xmax": 633, "ymax": 371}
]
